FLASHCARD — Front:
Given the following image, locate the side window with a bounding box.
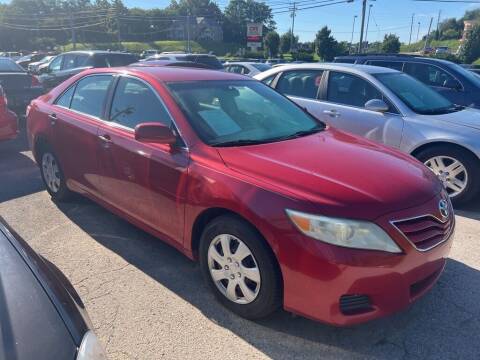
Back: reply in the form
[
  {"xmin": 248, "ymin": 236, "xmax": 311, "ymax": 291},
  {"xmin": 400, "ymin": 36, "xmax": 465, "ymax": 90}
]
[
  {"xmin": 403, "ymin": 62, "xmax": 456, "ymax": 88},
  {"xmin": 366, "ymin": 60, "xmax": 404, "ymax": 71},
  {"xmin": 110, "ymin": 77, "xmax": 172, "ymax": 129},
  {"xmin": 62, "ymin": 54, "xmax": 77, "ymax": 70},
  {"xmin": 241, "ymin": 66, "xmax": 250, "ymax": 75},
  {"xmin": 49, "ymin": 55, "xmax": 62, "ymax": 72},
  {"xmin": 276, "ymin": 70, "xmax": 323, "ymax": 99},
  {"xmin": 262, "ymin": 75, "xmax": 276, "ymax": 86},
  {"xmin": 75, "ymin": 54, "xmax": 89, "ymax": 67},
  {"xmin": 55, "ymin": 86, "xmax": 75, "ymax": 108},
  {"xmin": 327, "ymin": 71, "xmax": 389, "ymax": 109},
  {"xmin": 70, "ymin": 75, "xmax": 113, "ymax": 118}
]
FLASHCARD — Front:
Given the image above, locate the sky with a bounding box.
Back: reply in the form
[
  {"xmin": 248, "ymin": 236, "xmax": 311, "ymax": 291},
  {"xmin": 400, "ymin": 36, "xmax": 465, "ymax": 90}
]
[{"xmin": 1, "ymin": 0, "xmax": 478, "ymax": 43}]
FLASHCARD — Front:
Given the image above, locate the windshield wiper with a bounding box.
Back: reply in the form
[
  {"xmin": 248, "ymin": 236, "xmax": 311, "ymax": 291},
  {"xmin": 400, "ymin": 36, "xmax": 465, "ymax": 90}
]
[
  {"xmin": 210, "ymin": 139, "xmax": 269, "ymax": 147},
  {"xmin": 269, "ymin": 125, "xmax": 325, "ymax": 142}
]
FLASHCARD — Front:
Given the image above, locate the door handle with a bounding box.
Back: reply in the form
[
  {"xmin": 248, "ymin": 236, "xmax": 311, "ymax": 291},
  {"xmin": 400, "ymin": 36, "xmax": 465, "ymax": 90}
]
[
  {"xmin": 323, "ymin": 109, "xmax": 340, "ymax": 118},
  {"xmin": 48, "ymin": 113, "xmax": 57, "ymax": 126},
  {"xmin": 98, "ymin": 134, "xmax": 112, "ymax": 148}
]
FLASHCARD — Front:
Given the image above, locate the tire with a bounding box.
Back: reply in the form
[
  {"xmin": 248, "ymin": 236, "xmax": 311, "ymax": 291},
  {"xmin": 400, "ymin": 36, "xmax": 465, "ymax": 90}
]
[
  {"xmin": 415, "ymin": 145, "xmax": 480, "ymax": 205},
  {"xmin": 199, "ymin": 215, "xmax": 282, "ymax": 320},
  {"xmin": 39, "ymin": 144, "xmax": 73, "ymax": 202}
]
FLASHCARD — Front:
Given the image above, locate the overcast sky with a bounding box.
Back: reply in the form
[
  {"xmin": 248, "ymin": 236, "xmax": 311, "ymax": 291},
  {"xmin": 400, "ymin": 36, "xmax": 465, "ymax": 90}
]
[{"xmin": 0, "ymin": 0, "xmax": 477, "ymax": 42}]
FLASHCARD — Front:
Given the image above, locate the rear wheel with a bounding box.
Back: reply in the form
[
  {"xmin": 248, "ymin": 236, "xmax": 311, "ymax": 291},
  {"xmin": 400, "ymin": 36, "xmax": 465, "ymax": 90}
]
[
  {"xmin": 416, "ymin": 146, "xmax": 480, "ymax": 205},
  {"xmin": 199, "ymin": 215, "xmax": 282, "ymax": 320},
  {"xmin": 39, "ymin": 145, "xmax": 73, "ymax": 202}
]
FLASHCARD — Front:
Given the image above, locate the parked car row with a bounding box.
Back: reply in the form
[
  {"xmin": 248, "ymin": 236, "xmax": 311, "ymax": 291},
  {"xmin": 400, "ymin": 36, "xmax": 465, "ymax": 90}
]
[
  {"xmin": 258, "ymin": 60, "xmax": 480, "ymax": 204},
  {"xmin": 25, "ymin": 65, "xmax": 455, "ymax": 329}
]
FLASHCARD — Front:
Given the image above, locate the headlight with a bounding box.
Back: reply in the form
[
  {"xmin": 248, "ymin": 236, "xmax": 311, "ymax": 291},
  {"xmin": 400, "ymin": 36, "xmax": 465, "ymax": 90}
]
[
  {"xmin": 76, "ymin": 331, "xmax": 107, "ymax": 360},
  {"xmin": 286, "ymin": 209, "xmax": 402, "ymax": 253}
]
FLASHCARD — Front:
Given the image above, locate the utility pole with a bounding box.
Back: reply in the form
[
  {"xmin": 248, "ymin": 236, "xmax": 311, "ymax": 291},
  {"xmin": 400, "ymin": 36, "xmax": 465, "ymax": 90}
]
[
  {"xmin": 416, "ymin": 21, "xmax": 421, "ymax": 43},
  {"xmin": 350, "ymin": 15, "xmax": 358, "ymax": 54},
  {"xmin": 409, "ymin": 13, "xmax": 414, "ymax": 45},
  {"xmin": 69, "ymin": 13, "xmax": 76, "ymax": 50},
  {"xmin": 116, "ymin": 6, "xmax": 122, "ymax": 48},
  {"xmin": 358, "ymin": 0, "xmax": 367, "ymax": 53},
  {"xmin": 436, "ymin": 9, "xmax": 442, "ymax": 39},
  {"xmin": 290, "ymin": 2, "xmax": 297, "ymax": 53},
  {"xmin": 186, "ymin": 14, "xmax": 191, "ymax": 53},
  {"xmin": 364, "ymin": 4, "xmax": 373, "ymax": 47},
  {"xmin": 424, "ymin": 16, "xmax": 433, "ymax": 51}
]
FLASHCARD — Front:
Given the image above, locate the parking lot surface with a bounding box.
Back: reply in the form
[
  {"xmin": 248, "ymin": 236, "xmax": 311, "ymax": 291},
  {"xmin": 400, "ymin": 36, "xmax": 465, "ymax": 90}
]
[{"xmin": 1, "ymin": 133, "xmax": 480, "ymax": 360}]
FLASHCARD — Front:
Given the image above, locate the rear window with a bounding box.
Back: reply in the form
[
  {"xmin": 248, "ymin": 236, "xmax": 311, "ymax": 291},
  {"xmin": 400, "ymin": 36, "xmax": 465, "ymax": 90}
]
[
  {"xmin": 252, "ymin": 63, "xmax": 271, "ymax": 72},
  {"xmin": 0, "ymin": 59, "xmax": 24, "ymax": 72},
  {"xmin": 94, "ymin": 54, "xmax": 137, "ymax": 67},
  {"xmin": 334, "ymin": 58, "xmax": 356, "ymax": 64},
  {"xmin": 182, "ymin": 55, "xmax": 223, "ymax": 69}
]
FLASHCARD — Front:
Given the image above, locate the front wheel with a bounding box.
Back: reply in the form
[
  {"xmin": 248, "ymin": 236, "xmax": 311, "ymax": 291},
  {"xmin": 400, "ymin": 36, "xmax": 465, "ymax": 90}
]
[
  {"xmin": 416, "ymin": 146, "xmax": 480, "ymax": 205},
  {"xmin": 199, "ymin": 215, "xmax": 282, "ymax": 320}
]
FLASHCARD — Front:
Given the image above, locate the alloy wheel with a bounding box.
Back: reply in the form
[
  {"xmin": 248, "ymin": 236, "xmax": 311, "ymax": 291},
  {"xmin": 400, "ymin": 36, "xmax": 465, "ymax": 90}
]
[
  {"xmin": 42, "ymin": 152, "xmax": 61, "ymax": 193},
  {"xmin": 207, "ymin": 234, "xmax": 261, "ymax": 305},
  {"xmin": 424, "ymin": 155, "xmax": 468, "ymax": 198}
]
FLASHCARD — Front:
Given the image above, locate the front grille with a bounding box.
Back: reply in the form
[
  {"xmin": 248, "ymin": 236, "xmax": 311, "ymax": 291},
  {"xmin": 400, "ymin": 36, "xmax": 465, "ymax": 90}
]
[
  {"xmin": 392, "ymin": 214, "xmax": 454, "ymax": 251},
  {"xmin": 339, "ymin": 295, "xmax": 373, "ymax": 315}
]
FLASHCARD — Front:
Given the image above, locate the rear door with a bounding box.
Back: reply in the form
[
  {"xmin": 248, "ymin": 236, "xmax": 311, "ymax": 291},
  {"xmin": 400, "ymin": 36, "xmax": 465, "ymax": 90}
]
[
  {"xmin": 96, "ymin": 75, "xmax": 188, "ymax": 244},
  {"xmin": 50, "ymin": 74, "xmax": 114, "ymax": 196},
  {"xmin": 319, "ymin": 71, "xmax": 404, "ymax": 148},
  {"xmin": 273, "ymin": 69, "xmax": 325, "ymax": 115}
]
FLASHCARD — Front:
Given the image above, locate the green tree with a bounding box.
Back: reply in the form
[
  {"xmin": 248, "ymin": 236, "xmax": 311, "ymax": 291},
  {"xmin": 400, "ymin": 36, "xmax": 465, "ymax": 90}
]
[
  {"xmin": 223, "ymin": 0, "xmax": 275, "ymax": 43},
  {"xmin": 264, "ymin": 31, "xmax": 279, "ymax": 57},
  {"xmin": 461, "ymin": 25, "xmax": 480, "ymax": 63},
  {"xmin": 381, "ymin": 34, "xmax": 400, "ymax": 53},
  {"xmin": 280, "ymin": 31, "xmax": 297, "ymax": 54},
  {"xmin": 315, "ymin": 26, "xmax": 338, "ymax": 61}
]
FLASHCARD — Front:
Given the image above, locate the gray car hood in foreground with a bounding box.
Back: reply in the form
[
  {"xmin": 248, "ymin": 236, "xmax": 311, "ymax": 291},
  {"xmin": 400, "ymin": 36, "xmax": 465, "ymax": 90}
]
[{"xmin": 431, "ymin": 107, "xmax": 480, "ymax": 130}]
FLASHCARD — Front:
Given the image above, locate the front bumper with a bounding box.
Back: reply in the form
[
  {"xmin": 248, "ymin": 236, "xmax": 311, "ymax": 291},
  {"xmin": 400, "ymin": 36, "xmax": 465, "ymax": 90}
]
[{"xmin": 278, "ymin": 194, "xmax": 454, "ymax": 326}]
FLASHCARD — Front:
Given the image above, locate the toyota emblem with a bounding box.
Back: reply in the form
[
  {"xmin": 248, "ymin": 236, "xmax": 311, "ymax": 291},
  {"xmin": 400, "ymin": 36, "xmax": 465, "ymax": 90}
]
[{"xmin": 439, "ymin": 199, "xmax": 449, "ymax": 219}]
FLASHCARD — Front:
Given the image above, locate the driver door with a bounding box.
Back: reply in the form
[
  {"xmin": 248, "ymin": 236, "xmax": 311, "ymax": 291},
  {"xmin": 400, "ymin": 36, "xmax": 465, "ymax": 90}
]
[
  {"xmin": 317, "ymin": 71, "xmax": 404, "ymax": 148},
  {"xmin": 96, "ymin": 75, "xmax": 188, "ymax": 245}
]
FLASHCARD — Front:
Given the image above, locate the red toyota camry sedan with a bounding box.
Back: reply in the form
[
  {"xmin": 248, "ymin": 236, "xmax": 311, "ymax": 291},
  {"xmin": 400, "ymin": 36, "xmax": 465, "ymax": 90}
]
[
  {"xmin": 26, "ymin": 67, "xmax": 454, "ymax": 326},
  {"xmin": 0, "ymin": 85, "xmax": 18, "ymax": 141}
]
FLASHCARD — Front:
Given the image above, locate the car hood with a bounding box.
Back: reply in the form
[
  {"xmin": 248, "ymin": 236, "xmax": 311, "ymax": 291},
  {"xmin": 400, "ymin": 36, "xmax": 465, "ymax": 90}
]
[
  {"xmin": 217, "ymin": 129, "xmax": 442, "ymax": 220},
  {"xmin": 431, "ymin": 107, "xmax": 480, "ymax": 130}
]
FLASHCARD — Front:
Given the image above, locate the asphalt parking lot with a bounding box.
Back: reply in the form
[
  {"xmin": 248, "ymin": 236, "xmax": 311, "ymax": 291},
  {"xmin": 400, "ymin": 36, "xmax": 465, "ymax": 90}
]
[{"xmin": 1, "ymin": 132, "xmax": 480, "ymax": 360}]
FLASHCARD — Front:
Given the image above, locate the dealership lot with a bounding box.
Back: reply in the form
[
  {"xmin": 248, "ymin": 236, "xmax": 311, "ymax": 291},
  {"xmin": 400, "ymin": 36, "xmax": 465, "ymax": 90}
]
[{"xmin": 1, "ymin": 133, "xmax": 480, "ymax": 360}]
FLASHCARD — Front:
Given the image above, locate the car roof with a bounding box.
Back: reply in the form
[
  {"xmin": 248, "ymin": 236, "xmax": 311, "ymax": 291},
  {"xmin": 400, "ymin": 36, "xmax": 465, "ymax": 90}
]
[
  {"xmin": 62, "ymin": 50, "xmax": 133, "ymax": 56},
  {"xmin": 266, "ymin": 62, "xmax": 399, "ymax": 75},
  {"xmin": 335, "ymin": 54, "xmax": 454, "ymax": 65},
  {"xmin": 90, "ymin": 66, "xmax": 250, "ymax": 82}
]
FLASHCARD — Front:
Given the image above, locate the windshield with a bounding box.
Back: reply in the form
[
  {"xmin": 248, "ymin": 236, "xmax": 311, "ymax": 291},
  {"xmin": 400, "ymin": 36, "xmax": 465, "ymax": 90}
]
[
  {"xmin": 0, "ymin": 58, "xmax": 24, "ymax": 72},
  {"xmin": 451, "ymin": 62, "xmax": 480, "ymax": 88},
  {"xmin": 167, "ymin": 80, "xmax": 324, "ymax": 146},
  {"xmin": 252, "ymin": 63, "xmax": 271, "ymax": 72},
  {"xmin": 374, "ymin": 72, "xmax": 459, "ymax": 115}
]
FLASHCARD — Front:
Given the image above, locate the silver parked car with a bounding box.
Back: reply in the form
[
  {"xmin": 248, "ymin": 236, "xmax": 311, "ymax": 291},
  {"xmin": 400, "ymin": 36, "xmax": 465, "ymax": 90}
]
[{"xmin": 255, "ymin": 63, "xmax": 480, "ymax": 204}]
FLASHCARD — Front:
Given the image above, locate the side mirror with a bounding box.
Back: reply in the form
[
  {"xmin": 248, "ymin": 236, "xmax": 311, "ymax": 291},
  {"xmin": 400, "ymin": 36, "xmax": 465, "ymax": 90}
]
[
  {"xmin": 365, "ymin": 99, "xmax": 389, "ymax": 113},
  {"xmin": 135, "ymin": 122, "xmax": 176, "ymax": 145},
  {"xmin": 443, "ymin": 78, "xmax": 462, "ymax": 91}
]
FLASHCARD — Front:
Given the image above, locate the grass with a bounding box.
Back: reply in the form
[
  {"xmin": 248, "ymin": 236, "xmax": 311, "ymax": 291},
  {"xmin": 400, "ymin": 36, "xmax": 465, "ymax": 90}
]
[
  {"xmin": 400, "ymin": 39, "xmax": 461, "ymax": 53},
  {"xmin": 61, "ymin": 40, "xmax": 243, "ymax": 56}
]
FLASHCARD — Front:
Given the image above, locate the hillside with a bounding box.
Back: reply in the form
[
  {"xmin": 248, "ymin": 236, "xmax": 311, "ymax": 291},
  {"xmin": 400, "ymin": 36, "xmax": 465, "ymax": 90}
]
[{"xmin": 400, "ymin": 39, "xmax": 461, "ymax": 53}]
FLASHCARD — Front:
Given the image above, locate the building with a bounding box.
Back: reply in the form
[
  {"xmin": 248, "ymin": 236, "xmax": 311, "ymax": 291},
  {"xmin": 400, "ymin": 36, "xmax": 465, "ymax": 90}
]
[{"xmin": 168, "ymin": 17, "xmax": 223, "ymax": 42}]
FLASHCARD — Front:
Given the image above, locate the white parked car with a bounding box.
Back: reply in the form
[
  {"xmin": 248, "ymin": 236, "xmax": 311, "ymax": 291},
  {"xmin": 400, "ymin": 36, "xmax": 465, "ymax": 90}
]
[
  {"xmin": 223, "ymin": 62, "xmax": 272, "ymax": 77},
  {"xmin": 255, "ymin": 63, "xmax": 480, "ymax": 204}
]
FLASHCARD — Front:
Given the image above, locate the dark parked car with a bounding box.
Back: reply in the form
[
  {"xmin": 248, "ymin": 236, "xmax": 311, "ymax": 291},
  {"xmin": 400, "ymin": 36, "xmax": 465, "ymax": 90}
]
[
  {"xmin": 0, "ymin": 57, "xmax": 43, "ymax": 115},
  {"xmin": 39, "ymin": 51, "xmax": 138, "ymax": 91},
  {"xmin": 144, "ymin": 53, "xmax": 224, "ymax": 70},
  {"xmin": 334, "ymin": 54, "xmax": 480, "ymax": 108},
  {"xmin": 0, "ymin": 218, "xmax": 106, "ymax": 359},
  {"xmin": 129, "ymin": 59, "xmax": 212, "ymax": 69}
]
